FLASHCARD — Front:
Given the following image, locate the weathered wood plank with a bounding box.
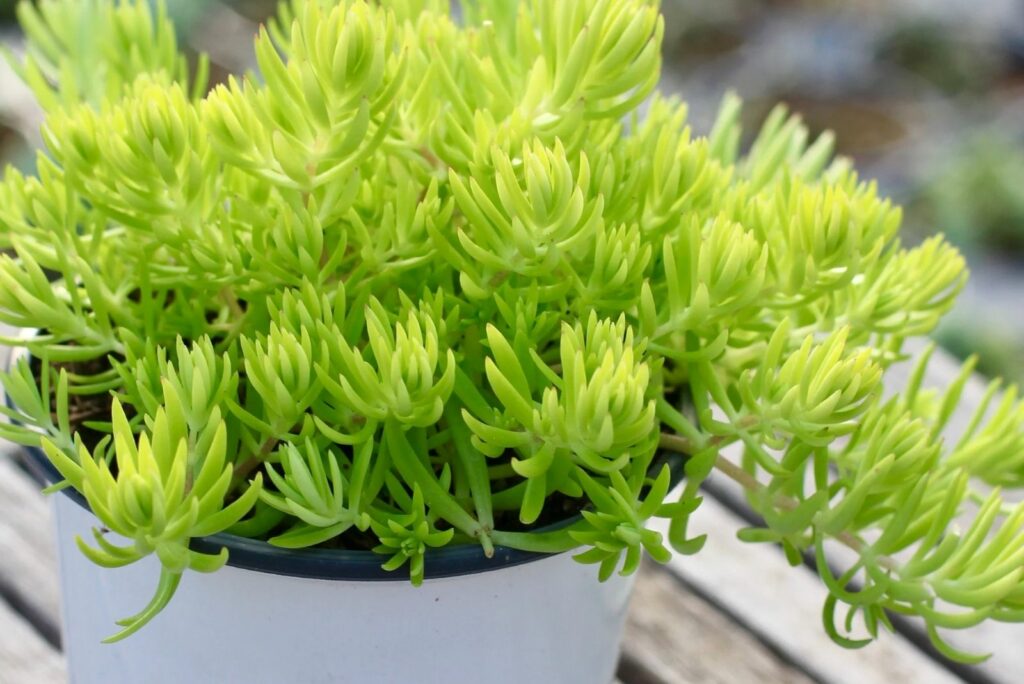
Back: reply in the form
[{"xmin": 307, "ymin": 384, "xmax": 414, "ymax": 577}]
[
  {"xmin": 622, "ymin": 561, "xmax": 815, "ymax": 684},
  {"xmin": 186, "ymin": 4, "xmax": 258, "ymax": 75},
  {"xmin": 0, "ymin": 453, "xmax": 62, "ymax": 641},
  {"xmin": 649, "ymin": 495, "xmax": 963, "ymax": 684},
  {"xmin": 0, "ymin": 597, "xmax": 65, "ymax": 684}
]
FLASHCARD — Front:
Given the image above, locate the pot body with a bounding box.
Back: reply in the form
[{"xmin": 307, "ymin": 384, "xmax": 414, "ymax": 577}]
[{"xmin": 52, "ymin": 493, "xmax": 636, "ymax": 684}]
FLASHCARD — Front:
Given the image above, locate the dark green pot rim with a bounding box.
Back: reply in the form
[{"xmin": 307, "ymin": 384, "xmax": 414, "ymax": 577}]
[{"xmin": 23, "ymin": 439, "xmax": 684, "ymax": 582}]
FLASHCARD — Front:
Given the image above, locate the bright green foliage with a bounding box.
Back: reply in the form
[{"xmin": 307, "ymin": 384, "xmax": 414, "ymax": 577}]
[
  {"xmin": 322, "ymin": 298, "xmax": 456, "ymax": 428},
  {"xmin": 0, "ymin": 0, "xmax": 1019, "ymax": 659},
  {"xmin": 4, "ymin": 0, "xmax": 207, "ymax": 112},
  {"xmin": 42, "ymin": 393, "xmax": 262, "ymax": 642},
  {"xmin": 371, "ymin": 483, "xmax": 455, "ymax": 586},
  {"xmin": 260, "ymin": 440, "xmax": 371, "ymax": 548}
]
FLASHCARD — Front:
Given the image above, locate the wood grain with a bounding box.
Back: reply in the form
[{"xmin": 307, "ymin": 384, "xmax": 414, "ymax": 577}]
[{"xmin": 623, "ymin": 562, "xmax": 815, "ymax": 684}]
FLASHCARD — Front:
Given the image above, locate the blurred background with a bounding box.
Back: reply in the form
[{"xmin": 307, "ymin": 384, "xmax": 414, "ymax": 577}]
[{"xmin": 1, "ymin": 0, "xmax": 1023, "ymax": 380}]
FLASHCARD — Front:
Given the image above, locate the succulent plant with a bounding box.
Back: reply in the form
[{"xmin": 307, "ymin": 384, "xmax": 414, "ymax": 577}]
[{"xmin": 0, "ymin": 0, "xmax": 1020, "ymax": 660}]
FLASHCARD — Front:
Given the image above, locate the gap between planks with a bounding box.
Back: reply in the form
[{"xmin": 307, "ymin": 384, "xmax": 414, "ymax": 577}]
[{"xmin": 0, "ymin": 597, "xmax": 65, "ymax": 684}]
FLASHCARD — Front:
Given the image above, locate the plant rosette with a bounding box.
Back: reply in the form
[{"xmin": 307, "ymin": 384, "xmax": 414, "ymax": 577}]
[{"xmin": 2, "ymin": 0, "xmax": 1024, "ymax": 682}]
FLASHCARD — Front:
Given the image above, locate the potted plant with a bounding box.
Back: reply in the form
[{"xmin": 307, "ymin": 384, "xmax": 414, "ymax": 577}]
[{"xmin": 1, "ymin": 0, "xmax": 1022, "ymax": 681}]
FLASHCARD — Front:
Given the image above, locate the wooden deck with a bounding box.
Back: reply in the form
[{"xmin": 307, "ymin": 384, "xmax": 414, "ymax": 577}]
[{"xmin": 0, "ymin": 347, "xmax": 1019, "ymax": 683}]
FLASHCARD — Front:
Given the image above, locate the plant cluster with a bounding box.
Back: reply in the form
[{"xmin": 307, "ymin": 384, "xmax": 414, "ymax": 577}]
[{"xmin": 0, "ymin": 0, "xmax": 1021, "ymax": 658}]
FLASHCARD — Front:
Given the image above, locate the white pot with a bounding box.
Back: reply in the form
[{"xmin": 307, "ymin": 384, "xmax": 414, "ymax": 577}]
[{"xmin": 47, "ymin": 473, "xmax": 636, "ymax": 684}]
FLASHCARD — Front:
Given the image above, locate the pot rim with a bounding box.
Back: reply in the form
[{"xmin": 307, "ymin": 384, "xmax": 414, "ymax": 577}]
[
  {"xmin": 9, "ymin": 342, "xmax": 685, "ymax": 582},
  {"xmin": 23, "ymin": 441, "xmax": 684, "ymax": 582}
]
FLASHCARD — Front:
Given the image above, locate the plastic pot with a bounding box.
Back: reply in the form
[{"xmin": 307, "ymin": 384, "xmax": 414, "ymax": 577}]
[{"xmin": 23, "ymin": 444, "xmax": 651, "ymax": 684}]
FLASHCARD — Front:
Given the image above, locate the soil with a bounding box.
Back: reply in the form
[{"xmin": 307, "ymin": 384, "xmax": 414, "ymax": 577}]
[{"xmin": 30, "ymin": 354, "xmax": 123, "ymax": 453}]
